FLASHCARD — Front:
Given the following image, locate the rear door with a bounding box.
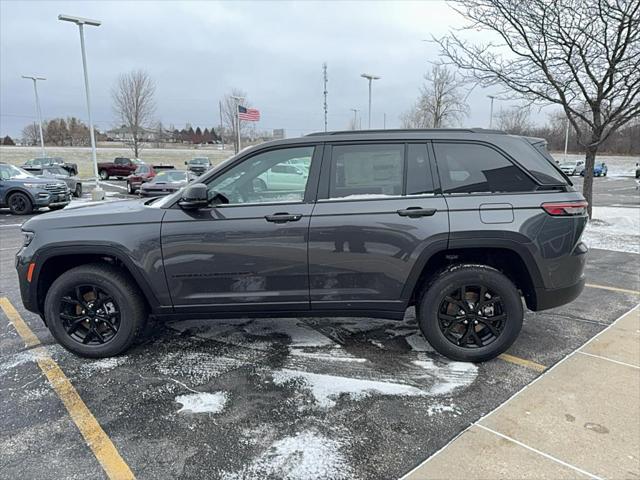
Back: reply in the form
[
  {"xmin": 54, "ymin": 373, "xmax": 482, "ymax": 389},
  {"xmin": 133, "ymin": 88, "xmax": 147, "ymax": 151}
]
[{"xmin": 308, "ymin": 142, "xmax": 449, "ymax": 314}]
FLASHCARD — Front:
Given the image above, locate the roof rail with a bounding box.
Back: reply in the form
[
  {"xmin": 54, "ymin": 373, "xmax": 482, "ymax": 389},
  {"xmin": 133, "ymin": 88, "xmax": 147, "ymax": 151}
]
[{"xmin": 305, "ymin": 128, "xmax": 505, "ymax": 136}]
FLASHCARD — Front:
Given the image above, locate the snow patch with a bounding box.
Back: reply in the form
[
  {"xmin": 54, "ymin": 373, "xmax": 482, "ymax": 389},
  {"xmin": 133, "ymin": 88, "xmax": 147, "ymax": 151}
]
[
  {"xmin": 0, "ymin": 350, "xmax": 41, "ymax": 375},
  {"xmin": 411, "ymin": 359, "xmax": 479, "ymax": 395},
  {"xmin": 176, "ymin": 392, "xmax": 228, "ymax": 414},
  {"xmin": 80, "ymin": 356, "xmax": 128, "ymax": 374},
  {"xmin": 582, "ymin": 206, "xmax": 640, "ymax": 254},
  {"xmin": 224, "ymin": 430, "xmax": 352, "ymax": 480},
  {"xmin": 274, "ymin": 369, "xmax": 427, "ymax": 408}
]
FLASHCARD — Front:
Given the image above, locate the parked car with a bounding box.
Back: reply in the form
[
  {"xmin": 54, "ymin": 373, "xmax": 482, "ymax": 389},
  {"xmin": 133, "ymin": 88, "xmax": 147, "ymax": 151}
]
[
  {"xmin": 126, "ymin": 164, "xmax": 175, "ymax": 194},
  {"xmin": 23, "ymin": 165, "xmax": 83, "ymax": 197},
  {"xmin": 559, "ymin": 160, "xmax": 584, "ymax": 176},
  {"xmin": 16, "ymin": 129, "xmax": 587, "ymax": 362},
  {"xmin": 580, "ymin": 162, "xmax": 608, "ymax": 177},
  {"xmin": 22, "ymin": 157, "xmax": 78, "ymax": 176},
  {"xmin": 185, "ymin": 157, "xmax": 211, "ymax": 175},
  {"xmin": 138, "ymin": 170, "xmax": 196, "ymax": 197},
  {"xmin": 97, "ymin": 157, "xmax": 142, "ymax": 180},
  {"xmin": 0, "ymin": 162, "xmax": 70, "ymax": 214}
]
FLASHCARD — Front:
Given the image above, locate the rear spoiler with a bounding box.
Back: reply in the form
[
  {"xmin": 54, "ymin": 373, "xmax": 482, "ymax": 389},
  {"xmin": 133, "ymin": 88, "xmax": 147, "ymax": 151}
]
[{"xmin": 152, "ymin": 164, "xmax": 175, "ymax": 170}]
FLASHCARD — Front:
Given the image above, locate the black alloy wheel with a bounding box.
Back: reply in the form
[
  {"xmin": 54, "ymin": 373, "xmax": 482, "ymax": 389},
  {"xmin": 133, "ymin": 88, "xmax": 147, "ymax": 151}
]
[
  {"xmin": 437, "ymin": 285, "xmax": 506, "ymax": 349},
  {"xmin": 59, "ymin": 285, "xmax": 121, "ymax": 346},
  {"xmin": 8, "ymin": 192, "xmax": 33, "ymax": 215}
]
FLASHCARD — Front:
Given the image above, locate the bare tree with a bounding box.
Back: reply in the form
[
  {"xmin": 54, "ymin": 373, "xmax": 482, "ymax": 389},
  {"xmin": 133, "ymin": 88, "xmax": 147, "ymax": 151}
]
[
  {"xmin": 220, "ymin": 88, "xmax": 255, "ymax": 153},
  {"xmin": 434, "ymin": 0, "xmax": 640, "ymax": 217},
  {"xmin": 401, "ymin": 64, "xmax": 469, "ymax": 128},
  {"xmin": 495, "ymin": 104, "xmax": 532, "ymax": 135},
  {"xmin": 111, "ymin": 70, "xmax": 156, "ymax": 158},
  {"xmin": 21, "ymin": 123, "xmax": 39, "ymax": 146}
]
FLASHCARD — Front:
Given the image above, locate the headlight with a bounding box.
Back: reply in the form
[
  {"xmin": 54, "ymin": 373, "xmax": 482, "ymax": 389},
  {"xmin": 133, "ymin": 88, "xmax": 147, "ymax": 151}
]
[
  {"xmin": 23, "ymin": 231, "xmax": 34, "ymax": 247},
  {"xmin": 22, "ymin": 183, "xmax": 43, "ymax": 189}
]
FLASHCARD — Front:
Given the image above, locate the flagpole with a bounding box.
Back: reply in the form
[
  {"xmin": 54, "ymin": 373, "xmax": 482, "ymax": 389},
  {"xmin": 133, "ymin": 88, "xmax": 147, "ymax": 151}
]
[{"xmin": 231, "ymin": 95, "xmax": 244, "ymax": 154}]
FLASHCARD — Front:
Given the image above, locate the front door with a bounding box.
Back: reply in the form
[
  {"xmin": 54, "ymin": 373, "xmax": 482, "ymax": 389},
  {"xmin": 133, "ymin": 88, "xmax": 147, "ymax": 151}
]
[
  {"xmin": 161, "ymin": 145, "xmax": 320, "ymax": 314},
  {"xmin": 308, "ymin": 142, "xmax": 449, "ymax": 314}
]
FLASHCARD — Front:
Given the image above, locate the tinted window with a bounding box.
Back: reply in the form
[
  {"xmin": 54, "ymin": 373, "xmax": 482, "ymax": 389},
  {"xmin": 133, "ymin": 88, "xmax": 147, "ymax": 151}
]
[
  {"xmin": 207, "ymin": 146, "xmax": 314, "ymax": 204},
  {"xmin": 434, "ymin": 143, "xmax": 536, "ymax": 193},
  {"xmin": 406, "ymin": 143, "xmax": 435, "ymax": 195},
  {"xmin": 329, "ymin": 144, "xmax": 403, "ymax": 199}
]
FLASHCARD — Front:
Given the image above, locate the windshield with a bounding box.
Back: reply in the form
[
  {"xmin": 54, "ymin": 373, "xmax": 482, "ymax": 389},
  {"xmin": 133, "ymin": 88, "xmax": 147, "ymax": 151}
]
[
  {"xmin": 152, "ymin": 171, "xmax": 187, "ymax": 182},
  {"xmin": 0, "ymin": 164, "xmax": 36, "ymax": 180},
  {"xmin": 135, "ymin": 165, "xmax": 150, "ymax": 174},
  {"xmin": 191, "ymin": 158, "xmax": 209, "ymax": 165}
]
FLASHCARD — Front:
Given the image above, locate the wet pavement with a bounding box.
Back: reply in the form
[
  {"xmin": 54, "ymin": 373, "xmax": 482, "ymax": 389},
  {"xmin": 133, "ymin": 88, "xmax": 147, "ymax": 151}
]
[{"xmin": 0, "ymin": 177, "xmax": 639, "ymax": 479}]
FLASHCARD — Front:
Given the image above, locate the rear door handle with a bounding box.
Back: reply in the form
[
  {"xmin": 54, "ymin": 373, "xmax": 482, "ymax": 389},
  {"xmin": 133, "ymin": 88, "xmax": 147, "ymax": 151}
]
[
  {"xmin": 396, "ymin": 207, "xmax": 437, "ymax": 218},
  {"xmin": 265, "ymin": 212, "xmax": 303, "ymax": 223}
]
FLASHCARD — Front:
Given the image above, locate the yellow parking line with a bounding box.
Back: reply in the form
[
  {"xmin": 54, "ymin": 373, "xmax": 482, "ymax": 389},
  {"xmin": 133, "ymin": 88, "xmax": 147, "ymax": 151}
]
[
  {"xmin": 585, "ymin": 283, "xmax": 640, "ymax": 295},
  {"xmin": 0, "ymin": 297, "xmax": 135, "ymax": 480},
  {"xmin": 498, "ymin": 353, "xmax": 547, "ymax": 372}
]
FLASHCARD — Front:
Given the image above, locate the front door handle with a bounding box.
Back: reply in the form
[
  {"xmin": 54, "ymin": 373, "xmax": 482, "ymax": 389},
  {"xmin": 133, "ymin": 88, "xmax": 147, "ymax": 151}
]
[
  {"xmin": 396, "ymin": 207, "xmax": 437, "ymax": 218},
  {"xmin": 265, "ymin": 212, "xmax": 303, "ymax": 223}
]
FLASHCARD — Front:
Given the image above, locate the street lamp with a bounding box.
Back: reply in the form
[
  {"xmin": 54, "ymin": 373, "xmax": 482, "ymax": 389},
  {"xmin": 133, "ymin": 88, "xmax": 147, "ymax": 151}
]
[
  {"xmin": 361, "ymin": 73, "xmax": 380, "ymax": 129},
  {"xmin": 488, "ymin": 95, "xmax": 496, "ymax": 128},
  {"xmin": 58, "ymin": 14, "xmax": 103, "ymax": 200},
  {"xmin": 21, "ymin": 75, "xmax": 46, "ymax": 157}
]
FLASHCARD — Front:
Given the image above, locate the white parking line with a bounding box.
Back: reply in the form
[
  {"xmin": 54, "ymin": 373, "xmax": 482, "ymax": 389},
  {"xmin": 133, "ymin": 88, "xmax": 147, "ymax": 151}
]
[{"xmin": 101, "ymin": 181, "xmax": 128, "ymax": 191}]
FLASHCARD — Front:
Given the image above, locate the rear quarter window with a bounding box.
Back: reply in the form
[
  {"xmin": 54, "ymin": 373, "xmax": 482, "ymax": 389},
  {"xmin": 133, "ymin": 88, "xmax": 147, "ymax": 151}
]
[{"xmin": 434, "ymin": 142, "xmax": 537, "ymax": 194}]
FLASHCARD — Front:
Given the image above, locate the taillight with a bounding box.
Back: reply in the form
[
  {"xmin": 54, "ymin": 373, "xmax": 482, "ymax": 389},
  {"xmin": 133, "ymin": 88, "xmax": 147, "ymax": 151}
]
[{"xmin": 541, "ymin": 200, "xmax": 588, "ymax": 216}]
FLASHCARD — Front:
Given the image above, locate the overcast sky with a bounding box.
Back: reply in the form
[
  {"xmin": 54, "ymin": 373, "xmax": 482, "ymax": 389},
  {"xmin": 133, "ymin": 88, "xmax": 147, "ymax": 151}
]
[{"xmin": 0, "ymin": 0, "xmax": 552, "ymax": 139}]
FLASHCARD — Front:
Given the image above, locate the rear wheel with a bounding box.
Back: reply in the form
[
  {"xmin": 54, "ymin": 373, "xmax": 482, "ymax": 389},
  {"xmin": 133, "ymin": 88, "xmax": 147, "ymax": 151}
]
[
  {"xmin": 44, "ymin": 264, "xmax": 148, "ymax": 358},
  {"xmin": 417, "ymin": 265, "xmax": 523, "ymax": 362},
  {"xmin": 99, "ymin": 169, "xmax": 109, "ymax": 180},
  {"xmin": 74, "ymin": 183, "xmax": 83, "ymax": 197},
  {"xmin": 8, "ymin": 192, "xmax": 33, "ymax": 215}
]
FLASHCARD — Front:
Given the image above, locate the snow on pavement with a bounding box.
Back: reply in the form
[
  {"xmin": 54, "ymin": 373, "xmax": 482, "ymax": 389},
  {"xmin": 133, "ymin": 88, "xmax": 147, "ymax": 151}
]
[
  {"xmin": 583, "ymin": 206, "xmax": 640, "ymax": 254},
  {"xmin": 175, "ymin": 392, "xmax": 228, "ymax": 414}
]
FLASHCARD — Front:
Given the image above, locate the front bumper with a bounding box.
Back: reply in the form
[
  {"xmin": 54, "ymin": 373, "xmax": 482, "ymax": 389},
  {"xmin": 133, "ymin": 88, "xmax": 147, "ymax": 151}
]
[{"xmin": 33, "ymin": 191, "xmax": 71, "ymax": 207}]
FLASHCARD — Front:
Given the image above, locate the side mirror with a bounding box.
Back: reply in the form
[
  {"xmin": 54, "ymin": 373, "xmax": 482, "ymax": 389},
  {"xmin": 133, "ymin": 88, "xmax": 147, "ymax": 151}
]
[{"xmin": 178, "ymin": 183, "xmax": 208, "ymax": 209}]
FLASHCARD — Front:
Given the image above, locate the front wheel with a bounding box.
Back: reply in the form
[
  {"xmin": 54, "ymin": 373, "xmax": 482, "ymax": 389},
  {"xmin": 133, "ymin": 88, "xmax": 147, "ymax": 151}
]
[
  {"xmin": 127, "ymin": 182, "xmax": 135, "ymax": 194},
  {"xmin": 99, "ymin": 169, "xmax": 109, "ymax": 180},
  {"xmin": 44, "ymin": 264, "xmax": 148, "ymax": 358},
  {"xmin": 8, "ymin": 192, "xmax": 33, "ymax": 215},
  {"xmin": 417, "ymin": 265, "xmax": 523, "ymax": 362}
]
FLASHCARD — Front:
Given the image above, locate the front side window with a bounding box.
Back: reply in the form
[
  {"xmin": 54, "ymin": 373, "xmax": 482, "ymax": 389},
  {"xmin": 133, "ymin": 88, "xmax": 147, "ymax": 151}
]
[
  {"xmin": 329, "ymin": 144, "xmax": 404, "ymax": 199},
  {"xmin": 206, "ymin": 146, "xmax": 314, "ymax": 205},
  {"xmin": 434, "ymin": 143, "xmax": 536, "ymax": 193}
]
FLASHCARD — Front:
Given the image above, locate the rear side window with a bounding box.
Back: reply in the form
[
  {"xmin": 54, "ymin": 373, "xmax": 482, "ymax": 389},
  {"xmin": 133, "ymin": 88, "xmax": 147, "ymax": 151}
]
[
  {"xmin": 434, "ymin": 142, "xmax": 536, "ymax": 194},
  {"xmin": 329, "ymin": 144, "xmax": 404, "ymax": 198}
]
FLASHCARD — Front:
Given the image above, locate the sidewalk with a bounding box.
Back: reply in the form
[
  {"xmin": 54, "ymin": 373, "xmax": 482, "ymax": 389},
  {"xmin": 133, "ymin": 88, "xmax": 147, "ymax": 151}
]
[{"xmin": 405, "ymin": 305, "xmax": 640, "ymax": 480}]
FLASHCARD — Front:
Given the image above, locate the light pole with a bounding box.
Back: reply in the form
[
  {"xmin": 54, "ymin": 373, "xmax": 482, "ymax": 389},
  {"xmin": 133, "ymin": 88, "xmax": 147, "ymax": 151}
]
[
  {"xmin": 231, "ymin": 95, "xmax": 244, "ymax": 153},
  {"xmin": 361, "ymin": 73, "xmax": 380, "ymax": 129},
  {"xmin": 350, "ymin": 108, "xmax": 359, "ymax": 130},
  {"xmin": 564, "ymin": 117, "xmax": 570, "ymax": 161},
  {"xmin": 488, "ymin": 95, "xmax": 496, "ymax": 128},
  {"xmin": 58, "ymin": 14, "xmax": 103, "ymax": 200},
  {"xmin": 22, "ymin": 75, "xmax": 46, "ymax": 157}
]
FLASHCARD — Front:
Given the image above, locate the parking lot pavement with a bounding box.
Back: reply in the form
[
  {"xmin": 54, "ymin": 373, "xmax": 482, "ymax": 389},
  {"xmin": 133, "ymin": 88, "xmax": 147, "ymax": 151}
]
[{"xmin": 0, "ymin": 177, "xmax": 639, "ymax": 479}]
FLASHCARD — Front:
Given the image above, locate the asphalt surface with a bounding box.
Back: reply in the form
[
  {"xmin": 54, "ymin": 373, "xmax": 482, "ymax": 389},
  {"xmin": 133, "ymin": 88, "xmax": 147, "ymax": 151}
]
[{"xmin": 0, "ymin": 176, "xmax": 639, "ymax": 479}]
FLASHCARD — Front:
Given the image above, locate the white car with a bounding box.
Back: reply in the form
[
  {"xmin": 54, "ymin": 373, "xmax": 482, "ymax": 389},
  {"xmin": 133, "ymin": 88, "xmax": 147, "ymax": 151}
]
[{"xmin": 559, "ymin": 160, "xmax": 584, "ymax": 176}]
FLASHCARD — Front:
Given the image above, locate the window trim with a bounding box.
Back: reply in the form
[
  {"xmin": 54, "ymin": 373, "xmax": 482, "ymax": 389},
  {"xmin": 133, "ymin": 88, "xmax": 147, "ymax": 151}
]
[{"xmin": 432, "ymin": 139, "xmax": 541, "ymax": 195}]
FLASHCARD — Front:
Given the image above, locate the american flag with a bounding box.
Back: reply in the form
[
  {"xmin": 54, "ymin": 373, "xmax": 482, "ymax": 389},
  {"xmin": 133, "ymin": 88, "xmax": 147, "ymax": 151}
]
[{"xmin": 238, "ymin": 105, "xmax": 260, "ymax": 121}]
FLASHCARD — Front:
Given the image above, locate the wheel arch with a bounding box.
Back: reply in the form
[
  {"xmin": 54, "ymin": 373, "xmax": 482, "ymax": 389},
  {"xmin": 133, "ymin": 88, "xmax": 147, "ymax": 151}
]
[
  {"xmin": 32, "ymin": 245, "xmax": 159, "ymax": 316},
  {"xmin": 403, "ymin": 242, "xmax": 543, "ymax": 311}
]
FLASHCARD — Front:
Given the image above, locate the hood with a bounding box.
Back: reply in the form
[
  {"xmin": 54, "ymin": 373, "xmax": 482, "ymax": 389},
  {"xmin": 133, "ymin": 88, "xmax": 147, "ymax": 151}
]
[
  {"xmin": 11, "ymin": 176, "xmax": 65, "ymax": 186},
  {"xmin": 142, "ymin": 181, "xmax": 185, "ymax": 189},
  {"xmin": 22, "ymin": 198, "xmax": 165, "ymax": 232}
]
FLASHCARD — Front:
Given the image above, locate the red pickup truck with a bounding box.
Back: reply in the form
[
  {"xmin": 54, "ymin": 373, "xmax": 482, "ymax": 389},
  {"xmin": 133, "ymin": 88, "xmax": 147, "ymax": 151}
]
[{"xmin": 97, "ymin": 157, "xmax": 142, "ymax": 180}]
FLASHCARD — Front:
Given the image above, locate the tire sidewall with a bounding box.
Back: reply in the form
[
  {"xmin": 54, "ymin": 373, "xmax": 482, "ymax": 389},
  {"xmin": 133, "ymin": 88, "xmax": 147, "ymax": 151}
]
[
  {"xmin": 44, "ymin": 269, "xmax": 139, "ymax": 357},
  {"xmin": 418, "ymin": 267, "xmax": 523, "ymax": 362}
]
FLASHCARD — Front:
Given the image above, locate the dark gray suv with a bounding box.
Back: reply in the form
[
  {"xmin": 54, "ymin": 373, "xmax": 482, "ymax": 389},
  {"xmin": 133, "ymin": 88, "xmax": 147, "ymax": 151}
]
[{"xmin": 16, "ymin": 129, "xmax": 588, "ymax": 362}]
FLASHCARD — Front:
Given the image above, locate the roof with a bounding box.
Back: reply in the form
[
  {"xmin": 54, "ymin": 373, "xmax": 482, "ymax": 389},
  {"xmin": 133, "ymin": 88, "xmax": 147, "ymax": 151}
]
[{"xmin": 305, "ymin": 128, "xmax": 506, "ymax": 137}]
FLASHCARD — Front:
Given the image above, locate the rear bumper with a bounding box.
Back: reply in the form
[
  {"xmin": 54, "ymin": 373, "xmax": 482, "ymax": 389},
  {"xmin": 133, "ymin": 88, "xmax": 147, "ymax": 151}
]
[{"xmin": 532, "ymin": 277, "xmax": 585, "ymax": 311}]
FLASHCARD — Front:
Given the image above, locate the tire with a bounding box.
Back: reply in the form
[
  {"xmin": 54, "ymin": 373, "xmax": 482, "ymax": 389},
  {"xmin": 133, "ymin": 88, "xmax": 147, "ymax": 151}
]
[
  {"xmin": 253, "ymin": 178, "xmax": 267, "ymax": 192},
  {"xmin": 99, "ymin": 169, "xmax": 109, "ymax": 180},
  {"xmin": 8, "ymin": 192, "xmax": 33, "ymax": 215},
  {"xmin": 127, "ymin": 182, "xmax": 135, "ymax": 194},
  {"xmin": 74, "ymin": 183, "xmax": 83, "ymax": 198},
  {"xmin": 44, "ymin": 264, "xmax": 148, "ymax": 358},
  {"xmin": 417, "ymin": 265, "xmax": 523, "ymax": 363}
]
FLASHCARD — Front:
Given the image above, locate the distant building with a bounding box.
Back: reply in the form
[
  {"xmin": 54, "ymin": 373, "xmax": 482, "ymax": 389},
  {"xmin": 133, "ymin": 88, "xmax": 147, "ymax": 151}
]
[
  {"xmin": 106, "ymin": 126, "xmax": 158, "ymax": 142},
  {"xmin": 272, "ymin": 128, "xmax": 285, "ymax": 140}
]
